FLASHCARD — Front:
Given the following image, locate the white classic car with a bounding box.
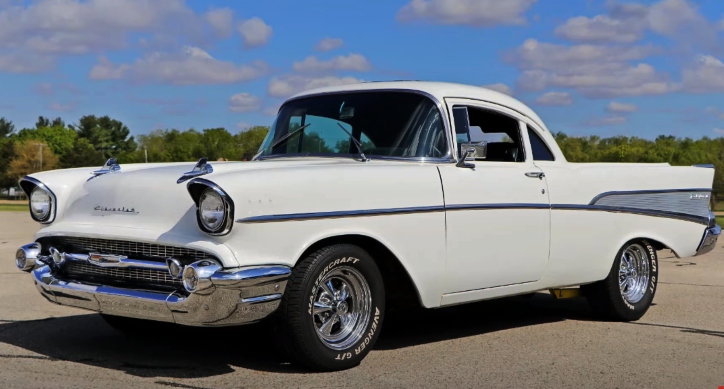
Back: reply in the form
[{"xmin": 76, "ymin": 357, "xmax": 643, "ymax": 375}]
[{"xmin": 14, "ymin": 81, "xmax": 720, "ymax": 371}]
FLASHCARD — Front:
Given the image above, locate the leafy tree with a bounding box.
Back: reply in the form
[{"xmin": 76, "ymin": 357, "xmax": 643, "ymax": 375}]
[
  {"xmin": 235, "ymin": 126, "xmax": 269, "ymax": 159},
  {"xmin": 60, "ymin": 138, "xmax": 106, "ymax": 168},
  {"xmin": 17, "ymin": 125, "xmax": 77, "ymax": 158},
  {"xmin": 0, "ymin": 137, "xmax": 16, "ymax": 188},
  {"xmin": 70, "ymin": 115, "xmax": 137, "ymax": 158},
  {"xmin": 7, "ymin": 139, "xmax": 59, "ymax": 180},
  {"xmin": 35, "ymin": 116, "xmax": 65, "ymax": 129},
  {"xmin": 202, "ymin": 127, "xmax": 236, "ymax": 160},
  {"xmin": 0, "ymin": 117, "xmax": 15, "ymax": 137}
]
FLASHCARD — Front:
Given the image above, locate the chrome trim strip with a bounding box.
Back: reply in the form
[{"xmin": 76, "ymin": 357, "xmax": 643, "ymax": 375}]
[
  {"xmin": 589, "ymin": 188, "xmax": 712, "ymax": 205},
  {"xmin": 445, "ymin": 203, "xmax": 549, "ymax": 211},
  {"xmin": 18, "ymin": 176, "xmax": 57, "ymax": 224},
  {"xmin": 241, "ymin": 294, "xmax": 283, "ymax": 304},
  {"xmin": 186, "ymin": 178, "xmax": 235, "ymax": 236},
  {"xmin": 237, "ymin": 205, "xmax": 445, "ymax": 223},
  {"xmin": 37, "ymin": 251, "xmax": 170, "ymax": 270},
  {"xmin": 551, "ymin": 204, "xmax": 710, "ymax": 225},
  {"xmin": 693, "ymin": 164, "xmax": 715, "ymax": 168},
  {"xmin": 256, "ymin": 88, "xmax": 456, "ymax": 163}
]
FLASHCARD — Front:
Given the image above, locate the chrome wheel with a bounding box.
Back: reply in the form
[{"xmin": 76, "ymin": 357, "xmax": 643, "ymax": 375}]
[
  {"xmin": 312, "ymin": 266, "xmax": 372, "ymax": 350},
  {"xmin": 618, "ymin": 244, "xmax": 650, "ymax": 304}
]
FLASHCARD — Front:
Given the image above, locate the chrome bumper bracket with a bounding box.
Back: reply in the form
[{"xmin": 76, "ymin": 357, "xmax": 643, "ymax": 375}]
[{"xmin": 695, "ymin": 225, "xmax": 721, "ymax": 257}]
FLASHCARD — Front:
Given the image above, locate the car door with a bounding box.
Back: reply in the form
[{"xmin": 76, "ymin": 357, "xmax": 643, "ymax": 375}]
[{"xmin": 439, "ymin": 98, "xmax": 551, "ymax": 294}]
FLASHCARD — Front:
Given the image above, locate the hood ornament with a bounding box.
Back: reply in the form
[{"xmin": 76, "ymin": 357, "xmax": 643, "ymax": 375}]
[
  {"xmin": 177, "ymin": 158, "xmax": 213, "ymax": 184},
  {"xmin": 88, "ymin": 158, "xmax": 121, "ymax": 181}
]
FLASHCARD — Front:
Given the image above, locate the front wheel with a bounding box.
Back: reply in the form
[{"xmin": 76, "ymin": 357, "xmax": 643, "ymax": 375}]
[
  {"xmin": 273, "ymin": 244, "xmax": 385, "ymax": 371},
  {"xmin": 583, "ymin": 239, "xmax": 658, "ymax": 321}
]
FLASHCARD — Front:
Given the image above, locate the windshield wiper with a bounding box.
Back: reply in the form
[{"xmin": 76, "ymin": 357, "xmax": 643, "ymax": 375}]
[
  {"xmin": 254, "ymin": 123, "xmax": 311, "ymax": 159},
  {"xmin": 336, "ymin": 123, "xmax": 370, "ymax": 162}
]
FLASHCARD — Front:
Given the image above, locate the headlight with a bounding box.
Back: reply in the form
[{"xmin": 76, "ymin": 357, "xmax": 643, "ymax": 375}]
[
  {"xmin": 199, "ymin": 188, "xmax": 225, "ymax": 231},
  {"xmin": 30, "ymin": 186, "xmax": 52, "ymax": 221},
  {"xmin": 186, "ymin": 178, "xmax": 234, "ymax": 236}
]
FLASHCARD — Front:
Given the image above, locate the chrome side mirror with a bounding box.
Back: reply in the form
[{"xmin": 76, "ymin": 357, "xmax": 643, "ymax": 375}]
[{"xmin": 456, "ymin": 141, "xmax": 487, "ymax": 169}]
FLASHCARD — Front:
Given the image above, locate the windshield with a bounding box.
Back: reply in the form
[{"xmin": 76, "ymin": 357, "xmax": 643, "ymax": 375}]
[{"xmin": 256, "ymin": 91, "xmax": 449, "ymax": 160}]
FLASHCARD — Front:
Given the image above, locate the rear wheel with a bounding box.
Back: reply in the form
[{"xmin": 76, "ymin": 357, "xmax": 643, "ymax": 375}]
[
  {"xmin": 583, "ymin": 239, "xmax": 658, "ymax": 321},
  {"xmin": 273, "ymin": 244, "xmax": 385, "ymax": 371}
]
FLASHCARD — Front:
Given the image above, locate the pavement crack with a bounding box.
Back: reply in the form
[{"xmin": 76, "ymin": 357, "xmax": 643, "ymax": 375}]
[
  {"xmin": 627, "ymin": 322, "xmax": 724, "ymax": 339},
  {"xmin": 659, "ymin": 282, "xmax": 724, "ymax": 288},
  {"xmin": 0, "ymin": 354, "xmax": 57, "ymax": 361},
  {"xmin": 154, "ymin": 381, "xmax": 217, "ymax": 389}
]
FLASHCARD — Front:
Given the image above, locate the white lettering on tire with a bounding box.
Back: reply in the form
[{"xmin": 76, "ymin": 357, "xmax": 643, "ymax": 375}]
[
  {"xmin": 354, "ymin": 307, "xmax": 380, "ymax": 355},
  {"xmin": 308, "ymin": 257, "xmax": 361, "ymax": 315}
]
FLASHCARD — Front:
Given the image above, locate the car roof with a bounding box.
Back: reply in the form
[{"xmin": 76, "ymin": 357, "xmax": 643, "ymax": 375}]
[{"xmin": 288, "ymin": 80, "xmax": 550, "ymax": 132}]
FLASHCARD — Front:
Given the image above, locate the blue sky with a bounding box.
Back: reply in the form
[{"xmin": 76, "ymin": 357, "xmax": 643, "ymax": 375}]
[{"xmin": 1, "ymin": 0, "xmax": 723, "ymax": 140}]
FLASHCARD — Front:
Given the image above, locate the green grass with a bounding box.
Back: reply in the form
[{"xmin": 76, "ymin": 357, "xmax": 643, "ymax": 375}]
[
  {"xmin": 717, "ymin": 216, "xmax": 724, "ymax": 226},
  {"xmin": 0, "ymin": 204, "xmax": 28, "ymax": 212}
]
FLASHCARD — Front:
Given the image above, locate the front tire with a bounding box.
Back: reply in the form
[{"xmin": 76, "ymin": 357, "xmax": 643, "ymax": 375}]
[
  {"xmin": 274, "ymin": 244, "xmax": 385, "ymax": 371},
  {"xmin": 583, "ymin": 239, "xmax": 658, "ymax": 321}
]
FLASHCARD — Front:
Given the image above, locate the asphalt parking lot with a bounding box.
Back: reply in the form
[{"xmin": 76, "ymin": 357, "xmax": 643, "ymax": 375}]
[{"xmin": 1, "ymin": 211, "xmax": 723, "ymax": 389}]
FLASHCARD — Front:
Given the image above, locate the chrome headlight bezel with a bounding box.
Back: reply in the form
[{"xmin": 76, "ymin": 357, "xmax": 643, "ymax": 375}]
[
  {"xmin": 19, "ymin": 176, "xmax": 57, "ymax": 224},
  {"xmin": 186, "ymin": 178, "xmax": 234, "ymax": 236}
]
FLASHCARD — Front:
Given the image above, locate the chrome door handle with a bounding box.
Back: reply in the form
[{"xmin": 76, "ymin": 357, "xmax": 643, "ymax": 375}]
[{"xmin": 525, "ymin": 172, "xmax": 545, "ymax": 180}]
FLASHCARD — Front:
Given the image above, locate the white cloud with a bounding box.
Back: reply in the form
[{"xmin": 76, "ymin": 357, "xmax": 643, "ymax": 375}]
[
  {"xmin": 535, "ymin": 91, "xmax": 573, "ymax": 106},
  {"xmin": 315, "ymin": 37, "xmax": 344, "ymax": 52},
  {"xmin": 584, "ymin": 115, "xmax": 628, "ymax": 126},
  {"xmin": 508, "ymin": 39, "xmax": 674, "ymax": 98},
  {"xmin": 0, "ymin": 52, "xmax": 54, "ymax": 73},
  {"xmin": 0, "ymin": 0, "xmax": 215, "ymax": 55},
  {"xmin": 482, "ymin": 83, "xmax": 513, "ymax": 96},
  {"xmin": 89, "ymin": 46, "xmax": 269, "ymax": 85},
  {"xmin": 607, "ymin": 101, "xmax": 638, "ymax": 113},
  {"xmin": 397, "ymin": 0, "xmax": 537, "ymax": 27},
  {"xmin": 713, "ymin": 128, "xmax": 724, "ymax": 135},
  {"xmin": 238, "ymin": 17, "xmax": 272, "ymax": 48},
  {"xmin": 292, "ymin": 53, "xmax": 371, "ymax": 74},
  {"xmin": 228, "ymin": 93, "xmax": 262, "ymax": 112},
  {"xmin": 205, "ymin": 8, "xmax": 234, "ymax": 39},
  {"xmin": 34, "ymin": 83, "xmax": 54, "ymax": 96},
  {"xmin": 49, "ymin": 102, "xmax": 76, "ymax": 112},
  {"xmin": 555, "ymin": 15, "xmax": 645, "ymax": 43},
  {"xmin": 236, "ymin": 122, "xmax": 251, "ymax": 130},
  {"xmin": 268, "ymin": 75, "xmax": 364, "ymax": 98},
  {"xmin": 680, "ymin": 55, "xmax": 724, "ymax": 93},
  {"xmin": 555, "ymin": 0, "xmax": 720, "ymax": 49}
]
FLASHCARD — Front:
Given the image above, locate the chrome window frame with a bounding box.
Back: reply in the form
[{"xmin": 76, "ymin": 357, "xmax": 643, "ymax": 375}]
[
  {"xmin": 448, "ymin": 102, "xmax": 528, "ymax": 163},
  {"xmin": 255, "ymin": 88, "xmax": 456, "ymax": 164},
  {"xmin": 186, "ymin": 178, "xmax": 235, "ymax": 236},
  {"xmin": 19, "ymin": 176, "xmax": 57, "ymax": 224}
]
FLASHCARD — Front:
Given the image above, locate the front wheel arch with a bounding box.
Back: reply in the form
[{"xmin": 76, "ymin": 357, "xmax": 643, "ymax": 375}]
[{"xmin": 294, "ymin": 234, "xmax": 424, "ymax": 311}]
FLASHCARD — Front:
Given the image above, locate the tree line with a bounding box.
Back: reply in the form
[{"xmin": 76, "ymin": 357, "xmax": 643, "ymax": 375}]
[
  {"xmin": 0, "ymin": 115, "xmax": 722, "ymax": 203},
  {"xmin": 0, "ymin": 116, "xmax": 269, "ymax": 189}
]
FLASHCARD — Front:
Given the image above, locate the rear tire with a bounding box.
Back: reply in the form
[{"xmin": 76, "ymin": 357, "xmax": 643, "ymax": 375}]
[
  {"xmin": 273, "ymin": 244, "xmax": 385, "ymax": 371},
  {"xmin": 583, "ymin": 239, "xmax": 658, "ymax": 321}
]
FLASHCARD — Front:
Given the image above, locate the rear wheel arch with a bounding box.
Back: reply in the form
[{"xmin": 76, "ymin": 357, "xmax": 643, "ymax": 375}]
[{"xmin": 293, "ymin": 234, "xmax": 424, "ymax": 310}]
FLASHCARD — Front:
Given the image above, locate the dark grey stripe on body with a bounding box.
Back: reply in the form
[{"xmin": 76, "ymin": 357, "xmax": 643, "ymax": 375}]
[{"xmin": 236, "ymin": 188, "xmax": 712, "ymax": 225}]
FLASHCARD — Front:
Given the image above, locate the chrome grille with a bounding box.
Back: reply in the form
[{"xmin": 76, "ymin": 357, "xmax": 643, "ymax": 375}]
[
  {"xmin": 47, "ymin": 236, "xmax": 212, "ymax": 261},
  {"xmin": 64, "ymin": 261, "xmax": 182, "ymax": 288}
]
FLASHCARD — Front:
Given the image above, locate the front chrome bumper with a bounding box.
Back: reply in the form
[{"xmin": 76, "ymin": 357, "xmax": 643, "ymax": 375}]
[
  {"xmin": 31, "ymin": 263, "xmax": 291, "ymax": 327},
  {"xmin": 695, "ymin": 224, "xmax": 721, "ymax": 256}
]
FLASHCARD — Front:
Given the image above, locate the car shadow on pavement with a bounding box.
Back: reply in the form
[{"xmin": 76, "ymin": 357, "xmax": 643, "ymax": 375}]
[{"xmin": 0, "ymin": 292, "xmax": 598, "ymax": 378}]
